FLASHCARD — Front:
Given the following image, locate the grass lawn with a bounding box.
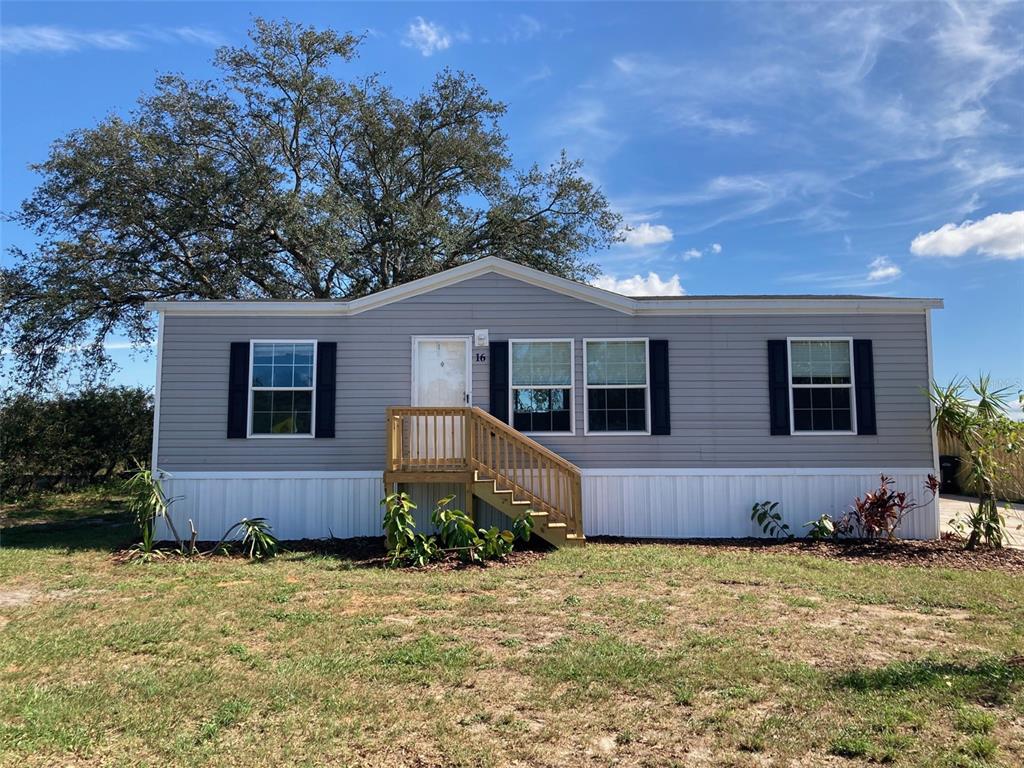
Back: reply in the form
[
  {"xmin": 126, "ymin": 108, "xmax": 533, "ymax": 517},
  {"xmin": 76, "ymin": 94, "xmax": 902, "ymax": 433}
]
[{"xmin": 1, "ymin": 493, "xmax": 1022, "ymax": 767}]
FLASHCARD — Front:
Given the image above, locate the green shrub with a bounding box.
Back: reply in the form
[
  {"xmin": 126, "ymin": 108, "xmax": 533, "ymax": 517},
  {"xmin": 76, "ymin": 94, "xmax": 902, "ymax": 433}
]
[{"xmin": 751, "ymin": 500, "xmax": 792, "ymax": 539}]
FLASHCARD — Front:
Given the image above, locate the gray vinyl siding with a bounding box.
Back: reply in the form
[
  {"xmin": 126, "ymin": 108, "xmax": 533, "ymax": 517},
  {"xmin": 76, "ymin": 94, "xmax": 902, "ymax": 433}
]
[{"xmin": 156, "ymin": 272, "xmax": 934, "ymax": 471}]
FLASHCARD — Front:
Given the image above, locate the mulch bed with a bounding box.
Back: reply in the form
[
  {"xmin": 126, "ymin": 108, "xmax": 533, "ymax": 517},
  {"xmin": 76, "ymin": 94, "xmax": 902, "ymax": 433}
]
[
  {"xmin": 589, "ymin": 535, "xmax": 1024, "ymax": 575},
  {"xmin": 114, "ymin": 535, "xmax": 551, "ymax": 571},
  {"xmin": 116, "ymin": 535, "xmax": 1024, "ymax": 574}
]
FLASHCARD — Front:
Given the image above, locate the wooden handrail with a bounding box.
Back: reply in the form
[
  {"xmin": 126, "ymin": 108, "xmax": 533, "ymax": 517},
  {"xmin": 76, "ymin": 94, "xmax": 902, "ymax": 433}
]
[
  {"xmin": 384, "ymin": 406, "xmax": 583, "ymax": 534},
  {"xmin": 467, "ymin": 407, "xmax": 582, "ymax": 475}
]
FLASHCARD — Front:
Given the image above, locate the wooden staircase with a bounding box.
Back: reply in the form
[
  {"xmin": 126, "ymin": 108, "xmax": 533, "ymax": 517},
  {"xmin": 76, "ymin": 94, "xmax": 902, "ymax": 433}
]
[{"xmin": 384, "ymin": 406, "xmax": 585, "ymax": 548}]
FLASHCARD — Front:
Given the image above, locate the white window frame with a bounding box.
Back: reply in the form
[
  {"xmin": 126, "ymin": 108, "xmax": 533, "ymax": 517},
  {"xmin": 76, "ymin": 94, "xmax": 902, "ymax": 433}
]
[
  {"xmin": 508, "ymin": 338, "xmax": 576, "ymax": 436},
  {"xmin": 786, "ymin": 336, "xmax": 856, "ymax": 436},
  {"xmin": 583, "ymin": 337, "xmax": 651, "ymax": 436},
  {"xmin": 410, "ymin": 335, "xmax": 473, "ymax": 406},
  {"xmin": 247, "ymin": 339, "xmax": 318, "ymax": 439}
]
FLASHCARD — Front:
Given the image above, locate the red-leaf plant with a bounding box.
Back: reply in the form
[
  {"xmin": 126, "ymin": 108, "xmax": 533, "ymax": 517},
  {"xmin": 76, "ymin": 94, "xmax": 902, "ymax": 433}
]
[{"xmin": 843, "ymin": 474, "xmax": 940, "ymax": 541}]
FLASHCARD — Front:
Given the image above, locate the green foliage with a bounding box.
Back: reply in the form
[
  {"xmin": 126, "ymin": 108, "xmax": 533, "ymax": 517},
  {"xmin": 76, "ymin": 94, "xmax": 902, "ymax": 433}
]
[
  {"xmin": 0, "ymin": 387, "xmax": 152, "ymax": 494},
  {"xmin": 431, "ymin": 495, "xmax": 481, "ymax": 559},
  {"xmin": 750, "ymin": 501, "xmax": 792, "ymax": 539},
  {"xmin": 209, "ymin": 517, "xmax": 281, "ymax": 561},
  {"xmin": 406, "ymin": 534, "xmax": 440, "ymax": 568},
  {"xmin": 2, "ymin": 17, "xmax": 621, "ymax": 389},
  {"xmin": 123, "ymin": 464, "xmax": 183, "ymax": 553},
  {"xmin": 380, "ymin": 494, "xmax": 530, "ymax": 567},
  {"xmin": 381, "ymin": 492, "xmax": 417, "ymax": 563},
  {"xmin": 803, "ymin": 514, "xmax": 836, "ymax": 540},
  {"xmin": 238, "ymin": 518, "xmax": 280, "ymax": 561},
  {"xmin": 512, "ymin": 513, "xmax": 534, "ymax": 542},
  {"xmin": 478, "ymin": 526, "xmax": 516, "ymax": 560},
  {"xmin": 930, "ymin": 376, "xmax": 1022, "ymax": 549}
]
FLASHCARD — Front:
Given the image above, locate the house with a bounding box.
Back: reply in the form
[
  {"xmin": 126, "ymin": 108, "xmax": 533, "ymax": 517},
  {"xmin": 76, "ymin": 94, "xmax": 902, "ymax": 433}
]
[{"xmin": 145, "ymin": 256, "xmax": 943, "ymax": 547}]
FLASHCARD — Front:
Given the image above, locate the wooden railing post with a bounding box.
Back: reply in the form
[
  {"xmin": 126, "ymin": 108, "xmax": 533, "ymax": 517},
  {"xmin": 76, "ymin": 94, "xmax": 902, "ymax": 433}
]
[{"xmin": 385, "ymin": 407, "xmax": 395, "ymax": 472}]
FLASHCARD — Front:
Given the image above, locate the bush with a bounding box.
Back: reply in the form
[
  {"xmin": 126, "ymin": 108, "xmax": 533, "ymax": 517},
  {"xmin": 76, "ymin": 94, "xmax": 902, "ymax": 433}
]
[
  {"xmin": 750, "ymin": 500, "xmax": 792, "ymax": 539},
  {"xmin": 1, "ymin": 386, "xmax": 152, "ymax": 495},
  {"xmin": 380, "ymin": 493, "xmax": 533, "ymax": 567}
]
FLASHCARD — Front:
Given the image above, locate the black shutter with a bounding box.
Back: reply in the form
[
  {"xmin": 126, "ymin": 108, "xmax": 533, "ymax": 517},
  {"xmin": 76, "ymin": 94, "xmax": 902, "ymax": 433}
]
[
  {"xmin": 489, "ymin": 340, "xmax": 509, "ymax": 423},
  {"xmin": 227, "ymin": 342, "xmax": 250, "ymax": 439},
  {"xmin": 853, "ymin": 339, "xmax": 876, "ymax": 435},
  {"xmin": 767, "ymin": 340, "xmax": 790, "ymax": 436},
  {"xmin": 649, "ymin": 340, "xmax": 671, "ymax": 435},
  {"xmin": 315, "ymin": 341, "xmax": 337, "ymax": 438}
]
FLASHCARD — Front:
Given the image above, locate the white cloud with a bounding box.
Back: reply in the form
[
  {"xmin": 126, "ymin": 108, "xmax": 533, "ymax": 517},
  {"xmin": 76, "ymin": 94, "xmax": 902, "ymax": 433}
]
[
  {"xmin": 0, "ymin": 25, "xmax": 222, "ymax": 53},
  {"xmin": 402, "ymin": 17, "xmax": 453, "ymax": 57},
  {"xmin": 621, "ymin": 222, "xmax": 673, "ymax": 247},
  {"xmin": 910, "ymin": 211, "xmax": 1024, "ymax": 260},
  {"xmin": 867, "ymin": 256, "xmax": 902, "ymax": 282},
  {"xmin": 681, "ymin": 242, "xmax": 723, "ymax": 261},
  {"xmin": 592, "ymin": 273, "xmax": 685, "ymax": 297},
  {"xmin": 509, "ymin": 14, "xmax": 542, "ymax": 42}
]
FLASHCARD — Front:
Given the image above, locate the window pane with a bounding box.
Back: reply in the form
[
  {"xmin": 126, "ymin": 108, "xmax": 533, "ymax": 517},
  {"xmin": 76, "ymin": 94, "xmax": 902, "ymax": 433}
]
[
  {"xmin": 253, "ymin": 344, "xmax": 275, "ymax": 365},
  {"xmin": 273, "ymin": 344, "xmax": 295, "ymax": 366},
  {"xmin": 607, "ymin": 388, "xmax": 626, "ymax": 409},
  {"xmin": 587, "ymin": 387, "xmax": 647, "ymax": 432},
  {"xmin": 608, "ymin": 409, "xmax": 628, "ymax": 431},
  {"xmin": 294, "ymin": 366, "xmax": 314, "ymax": 388},
  {"xmin": 627, "ymin": 409, "xmax": 646, "ymax": 431},
  {"xmin": 294, "ymin": 411, "xmax": 312, "ymax": 434},
  {"xmin": 293, "ymin": 344, "xmax": 314, "ymax": 365},
  {"xmin": 253, "ymin": 391, "xmax": 272, "ymax": 411},
  {"xmin": 793, "ymin": 408, "xmax": 812, "ymax": 431},
  {"xmin": 252, "ymin": 365, "xmax": 273, "ymax": 387},
  {"xmin": 587, "ymin": 341, "xmax": 646, "ymax": 385},
  {"xmin": 271, "ymin": 412, "xmax": 295, "ymax": 433},
  {"xmin": 513, "ymin": 387, "xmax": 570, "ymax": 432},
  {"xmin": 272, "ymin": 391, "xmax": 293, "ymax": 411},
  {"xmin": 252, "ymin": 411, "xmax": 272, "ymax": 433},
  {"xmin": 791, "ymin": 340, "xmax": 851, "ymax": 385},
  {"xmin": 792, "ymin": 386, "xmax": 852, "ymax": 432},
  {"xmin": 511, "ymin": 342, "xmax": 571, "ymax": 386},
  {"xmin": 272, "ymin": 366, "xmax": 293, "ymax": 387},
  {"xmin": 833, "ymin": 408, "xmax": 851, "ymax": 431}
]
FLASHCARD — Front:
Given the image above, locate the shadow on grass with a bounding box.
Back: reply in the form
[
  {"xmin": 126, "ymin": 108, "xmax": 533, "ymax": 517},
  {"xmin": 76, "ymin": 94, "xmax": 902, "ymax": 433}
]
[
  {"xmin": 832, "ymin": 657, "xmax": 1023, "ymax": 705},
  {"xmin": 0, "ymin": 513, "xmax": 136, "ymax": 552}
]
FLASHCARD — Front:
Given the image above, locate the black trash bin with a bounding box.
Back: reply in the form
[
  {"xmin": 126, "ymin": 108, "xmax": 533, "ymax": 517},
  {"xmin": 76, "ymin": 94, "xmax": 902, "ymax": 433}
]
[{"xmin": 939, "ymin": 454, "xmax": 962, "ymax": 495}]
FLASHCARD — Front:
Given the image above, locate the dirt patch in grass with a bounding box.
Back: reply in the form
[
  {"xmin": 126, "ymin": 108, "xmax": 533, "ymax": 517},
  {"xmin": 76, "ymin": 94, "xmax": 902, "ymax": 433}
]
[{"xmin": 590, "ymin": 536, "xmax": 1024, "ymax": 574}]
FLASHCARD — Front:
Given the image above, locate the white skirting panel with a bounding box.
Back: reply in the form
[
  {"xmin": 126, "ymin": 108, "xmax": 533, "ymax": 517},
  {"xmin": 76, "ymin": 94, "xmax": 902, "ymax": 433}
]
[
  {"xmin": 582, "ymin": 469, "xmax": 939, "ymax": 540},
  {"xmin": 153, "ymin": 468, "xmax": 939, "ymax": 542},
  {"xmin": 156, "ymin": 473, "xmax": 385, "ymax": 542}
]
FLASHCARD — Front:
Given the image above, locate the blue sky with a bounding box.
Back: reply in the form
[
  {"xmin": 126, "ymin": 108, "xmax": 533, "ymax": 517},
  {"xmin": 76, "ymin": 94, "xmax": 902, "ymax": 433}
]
[{"xmin": 2, "ymin": 1, "xmax": 1022, "ymax": 398}]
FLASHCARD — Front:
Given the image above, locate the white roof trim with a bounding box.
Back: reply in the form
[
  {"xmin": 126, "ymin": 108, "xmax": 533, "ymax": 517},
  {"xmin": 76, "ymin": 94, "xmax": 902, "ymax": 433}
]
[{"xmin": 145, "ymin": 256, "xmax": 944, "ymax": 316}]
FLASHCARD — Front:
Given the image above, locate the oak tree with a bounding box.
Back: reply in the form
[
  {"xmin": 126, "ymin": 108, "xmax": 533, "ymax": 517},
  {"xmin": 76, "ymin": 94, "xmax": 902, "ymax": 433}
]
[{"xmin": 2, "ymin": 18, "xmax": 620, "ymax": 388}]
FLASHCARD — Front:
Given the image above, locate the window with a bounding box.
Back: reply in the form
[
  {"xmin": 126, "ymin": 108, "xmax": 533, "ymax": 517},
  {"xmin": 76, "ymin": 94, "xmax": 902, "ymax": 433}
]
[
  {"xmin": 584, "ymin": 339, "xmax": 649, "ymax": 433},
  {"xmin": 249, "ymin": 341, "xmax": 316, "ymax": 436},
  {"xmin": 510, "ymin": 340, "xmax": 573, "ymax": 433},
  {"xmin": 788, "ymin": 339, "xmax": 854, "ymax": 433}
]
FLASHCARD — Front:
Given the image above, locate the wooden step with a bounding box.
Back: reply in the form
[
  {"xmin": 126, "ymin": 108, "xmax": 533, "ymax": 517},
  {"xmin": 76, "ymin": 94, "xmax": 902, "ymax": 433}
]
[{"xmin": 470, "ymin": 478, "xmax": 569, "ymax": 549}]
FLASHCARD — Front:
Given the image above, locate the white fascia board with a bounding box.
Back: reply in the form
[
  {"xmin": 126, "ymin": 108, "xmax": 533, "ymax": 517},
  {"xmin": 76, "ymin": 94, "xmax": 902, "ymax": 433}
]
[
  {"xmin": 144, "ymin": 256, "xmax": 944, "ymax": 316},
  {"xmin": 581, "ymin": 467, "xmax": 937, "ymax": 477}
]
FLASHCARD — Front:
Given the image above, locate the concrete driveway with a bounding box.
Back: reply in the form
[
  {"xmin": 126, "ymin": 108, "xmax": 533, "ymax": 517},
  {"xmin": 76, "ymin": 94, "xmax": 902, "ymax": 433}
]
[{"xmin": 940, "ymin": 495, "xmax": 1024, "ymax": 549}]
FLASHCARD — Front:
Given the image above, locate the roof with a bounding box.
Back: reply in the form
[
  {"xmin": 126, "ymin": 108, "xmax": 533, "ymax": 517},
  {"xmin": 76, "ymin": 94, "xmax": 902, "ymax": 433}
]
[{"xmin": 145, "ymin": 256, "xmax": 943, "ymax": 317}]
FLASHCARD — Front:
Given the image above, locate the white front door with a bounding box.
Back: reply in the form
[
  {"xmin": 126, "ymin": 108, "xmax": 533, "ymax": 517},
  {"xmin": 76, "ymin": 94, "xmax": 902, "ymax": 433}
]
[
  {"xmin": 413, "ymin": 337, "xmax": 471, "ymax": 406},
  {"xmin": 411, "ymin": 337, "xmax": 471, "ymax": 462}
]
